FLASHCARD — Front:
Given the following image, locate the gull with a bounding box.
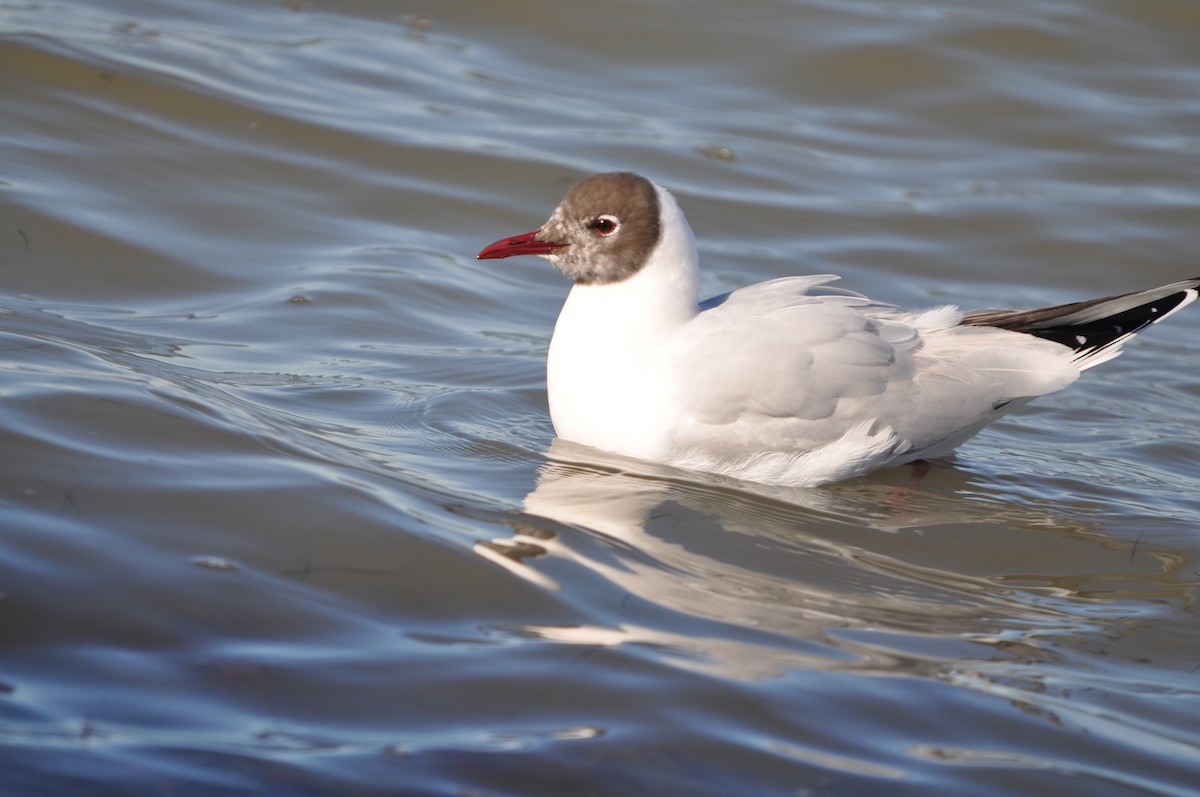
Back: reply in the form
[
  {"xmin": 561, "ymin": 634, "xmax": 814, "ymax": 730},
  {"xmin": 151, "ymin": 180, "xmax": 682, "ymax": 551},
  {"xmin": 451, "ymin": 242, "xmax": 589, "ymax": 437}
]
[{"xmin": 478, "ymin": 172, "xmax": 1198, "ymax": 486}]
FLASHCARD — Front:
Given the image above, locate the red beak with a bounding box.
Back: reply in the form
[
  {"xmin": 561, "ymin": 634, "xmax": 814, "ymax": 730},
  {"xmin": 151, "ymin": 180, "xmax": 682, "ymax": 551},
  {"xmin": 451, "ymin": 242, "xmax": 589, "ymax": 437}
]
[{"xmin": 477, "ymin": 231, "xmax": 567, "ymax": 260}]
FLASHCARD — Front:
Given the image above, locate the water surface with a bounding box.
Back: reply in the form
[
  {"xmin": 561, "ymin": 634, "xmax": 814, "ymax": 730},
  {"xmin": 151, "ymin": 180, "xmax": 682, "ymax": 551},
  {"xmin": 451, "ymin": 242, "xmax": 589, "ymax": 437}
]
[{"xmin": 2, "ymin": 1, "xmax": 1199, "ymax": 794}]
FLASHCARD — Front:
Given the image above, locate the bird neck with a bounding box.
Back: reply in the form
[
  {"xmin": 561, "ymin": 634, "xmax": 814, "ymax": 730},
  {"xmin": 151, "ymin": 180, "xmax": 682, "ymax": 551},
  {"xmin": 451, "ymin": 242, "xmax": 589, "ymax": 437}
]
[{"xmin": 559, "ymin": 181, "xmax": 700, "ymax": 334}]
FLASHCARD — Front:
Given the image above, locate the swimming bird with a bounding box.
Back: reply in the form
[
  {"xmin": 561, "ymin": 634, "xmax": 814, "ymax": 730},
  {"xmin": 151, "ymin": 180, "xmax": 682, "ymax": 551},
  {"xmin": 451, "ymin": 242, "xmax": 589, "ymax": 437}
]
[{"xmin": 478, "ymin": 172, "xmax": 1198, "ymax": 486}]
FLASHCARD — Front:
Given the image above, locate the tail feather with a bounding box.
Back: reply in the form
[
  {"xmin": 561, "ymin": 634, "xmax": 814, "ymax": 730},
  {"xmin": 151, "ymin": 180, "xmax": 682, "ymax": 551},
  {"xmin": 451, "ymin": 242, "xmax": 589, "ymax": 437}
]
[{"xmin": 962, "ymin": 277, "xmax": 1200, "ymax": 370}]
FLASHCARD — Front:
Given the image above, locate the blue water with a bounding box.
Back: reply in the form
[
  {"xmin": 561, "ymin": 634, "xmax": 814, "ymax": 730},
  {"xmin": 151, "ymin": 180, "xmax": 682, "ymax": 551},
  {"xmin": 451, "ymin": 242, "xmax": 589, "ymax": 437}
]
[{"xmin": 2, "ymin": 1, "xmax": 1199, "ymax": 794}]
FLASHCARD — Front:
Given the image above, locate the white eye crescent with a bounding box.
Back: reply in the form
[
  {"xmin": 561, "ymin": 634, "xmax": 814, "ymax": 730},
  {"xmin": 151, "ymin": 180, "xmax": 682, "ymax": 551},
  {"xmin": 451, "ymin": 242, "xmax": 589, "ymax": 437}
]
[{"xmin": 590, "ymin": 215, "xmax": 620, "ymax": 236}]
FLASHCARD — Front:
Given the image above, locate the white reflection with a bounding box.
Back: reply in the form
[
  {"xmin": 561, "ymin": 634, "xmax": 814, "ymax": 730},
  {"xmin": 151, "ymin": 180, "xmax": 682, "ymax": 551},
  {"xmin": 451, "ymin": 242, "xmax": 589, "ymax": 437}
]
[{"xmin": 475, "ymin": 439, "xmax": 1099, "ymax": 681}]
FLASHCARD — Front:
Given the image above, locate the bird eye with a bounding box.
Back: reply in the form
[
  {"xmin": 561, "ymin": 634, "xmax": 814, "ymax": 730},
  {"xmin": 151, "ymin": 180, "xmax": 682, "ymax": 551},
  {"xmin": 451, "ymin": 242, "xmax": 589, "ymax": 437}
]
[{"xmin": 590, "ymin": 215, "xmax": 620, "ymax": 236}]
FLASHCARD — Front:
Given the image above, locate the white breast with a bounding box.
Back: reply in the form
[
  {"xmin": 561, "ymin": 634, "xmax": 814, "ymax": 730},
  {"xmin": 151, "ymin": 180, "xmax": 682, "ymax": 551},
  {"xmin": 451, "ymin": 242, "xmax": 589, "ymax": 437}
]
[{"xmin": 546, "ymin": 184, "xmax": 701, "ymax": 460}]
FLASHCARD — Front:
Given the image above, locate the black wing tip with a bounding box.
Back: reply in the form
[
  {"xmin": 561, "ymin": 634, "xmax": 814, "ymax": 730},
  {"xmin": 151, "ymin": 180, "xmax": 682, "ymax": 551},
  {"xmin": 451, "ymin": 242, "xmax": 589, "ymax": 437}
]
[{"xmin": 963, "ymin": 278, "xmax": 1200, "ymax": 357}]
